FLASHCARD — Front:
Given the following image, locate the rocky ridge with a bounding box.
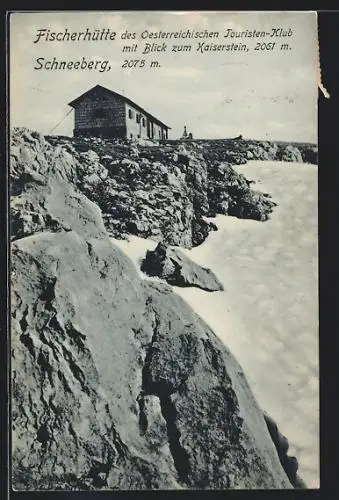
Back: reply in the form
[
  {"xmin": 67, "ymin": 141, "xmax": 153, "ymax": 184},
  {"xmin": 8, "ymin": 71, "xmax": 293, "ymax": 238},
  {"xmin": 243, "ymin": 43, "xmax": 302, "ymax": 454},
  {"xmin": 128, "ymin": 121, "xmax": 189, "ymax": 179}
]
[
  {"xmin": 40, "ymin": 133, "xmax": 288, "ymax": 248},
  {"xmin": 11, "ymin": 128, "xmax": 295, "ymax": 490}
]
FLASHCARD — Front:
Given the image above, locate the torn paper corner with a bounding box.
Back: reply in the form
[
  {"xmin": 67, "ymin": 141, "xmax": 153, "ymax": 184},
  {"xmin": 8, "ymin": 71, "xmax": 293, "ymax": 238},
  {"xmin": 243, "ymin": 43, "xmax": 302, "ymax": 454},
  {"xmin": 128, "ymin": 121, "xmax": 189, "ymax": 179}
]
[
  {"xmin": 316, "ymin": 13, "xmax": 330, "ymax": 99},
  {"xmin": 319, "ymin": 81, "xmax": 330, "ymax": 99}
]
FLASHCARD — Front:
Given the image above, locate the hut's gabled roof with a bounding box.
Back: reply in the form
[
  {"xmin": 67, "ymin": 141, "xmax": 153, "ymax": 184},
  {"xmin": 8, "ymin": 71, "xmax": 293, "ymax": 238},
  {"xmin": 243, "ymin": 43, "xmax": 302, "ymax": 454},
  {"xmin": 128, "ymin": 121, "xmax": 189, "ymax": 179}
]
[{"xmin": 68, "ymin": 84, "xmax": 171, "ymax": 129}]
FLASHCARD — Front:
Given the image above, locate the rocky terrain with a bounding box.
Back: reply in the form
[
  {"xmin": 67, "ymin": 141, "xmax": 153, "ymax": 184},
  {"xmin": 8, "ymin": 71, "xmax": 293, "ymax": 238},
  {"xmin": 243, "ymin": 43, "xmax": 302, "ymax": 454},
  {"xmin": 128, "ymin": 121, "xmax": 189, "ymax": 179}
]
[
  {"xmin": 10, "ymin": 128, "xmax": 312, "ymax": 490},
  {"xmin": 39, "ymin": 133, "xmax": 318, "ymax": 250}
]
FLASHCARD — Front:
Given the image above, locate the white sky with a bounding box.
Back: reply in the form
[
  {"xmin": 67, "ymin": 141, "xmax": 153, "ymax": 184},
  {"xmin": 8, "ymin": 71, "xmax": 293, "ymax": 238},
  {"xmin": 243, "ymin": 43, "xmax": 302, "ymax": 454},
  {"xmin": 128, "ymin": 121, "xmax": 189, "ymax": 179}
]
[{"xmin": 10, "ymin": 11, "xmax": 318, "ymax": 142}]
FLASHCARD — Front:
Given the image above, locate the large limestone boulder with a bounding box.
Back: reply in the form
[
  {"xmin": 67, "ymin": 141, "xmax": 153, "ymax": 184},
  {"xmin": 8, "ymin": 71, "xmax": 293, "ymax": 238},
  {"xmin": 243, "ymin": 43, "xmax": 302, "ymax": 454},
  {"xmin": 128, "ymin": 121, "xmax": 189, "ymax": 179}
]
[
  {"xmin": 141, "ymin": 242, "xmax": 224, "ymax": 292},
  {"xmin": 276, "ymin": 145, "xmax": 303, "ymax": 163},
  {"xmin": 247, "ymin": 142, "xmax": 278, "ymax": 161}
]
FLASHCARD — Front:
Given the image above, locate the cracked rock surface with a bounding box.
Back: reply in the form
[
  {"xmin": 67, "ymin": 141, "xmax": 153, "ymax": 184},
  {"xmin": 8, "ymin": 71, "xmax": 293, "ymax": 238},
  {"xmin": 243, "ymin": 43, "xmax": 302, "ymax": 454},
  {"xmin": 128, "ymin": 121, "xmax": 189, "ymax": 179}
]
[{"xmin": 11, "ymin": 128, "xmax": 293, "ymax": 490}]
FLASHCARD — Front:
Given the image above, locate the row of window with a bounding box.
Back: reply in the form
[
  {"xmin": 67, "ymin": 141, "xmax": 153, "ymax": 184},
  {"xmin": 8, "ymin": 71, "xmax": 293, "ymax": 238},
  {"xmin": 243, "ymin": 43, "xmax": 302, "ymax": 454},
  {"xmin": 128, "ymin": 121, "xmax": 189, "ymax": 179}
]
[
  {"xmin": 128, "ymin": 108, "xmax": 146, "ymax": 127},
  {"xmin": 130, "ymin": 129, "xmax": 166, "ymax": 139},
  {"xmin": 90, "ymin": 107, "xmax": 166, "ymax": 138}
]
